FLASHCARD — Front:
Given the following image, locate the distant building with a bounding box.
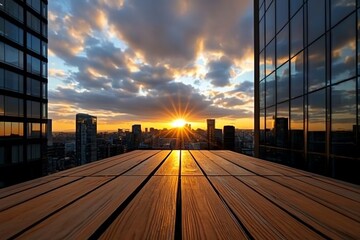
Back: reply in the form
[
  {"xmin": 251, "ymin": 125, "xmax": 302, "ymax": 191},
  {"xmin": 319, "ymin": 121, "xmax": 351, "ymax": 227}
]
[
  {"xmin": 223, "ymin": 126, "xmax": 235, "ymax": 151},
  {"xmin": 132, "ymin": 124, "xmax": 142, "ymax": 149},
  {"xmin": 76, "ymin": 113, "xmax": 97, "ymax": 165},
  {"xmin": 214, "ymin": 128, "xmax": 223, "ymax": 149},
  {"xmin": 207, "ymin": 119, "xmax": 215, "ymax": 149},
  {"xmin": 0, "ymin": 0, "xmax": 48, "ymax": 187},
  {"xmin": 254, "ymin": 0, "xmax": 360, "ymax": 183}
]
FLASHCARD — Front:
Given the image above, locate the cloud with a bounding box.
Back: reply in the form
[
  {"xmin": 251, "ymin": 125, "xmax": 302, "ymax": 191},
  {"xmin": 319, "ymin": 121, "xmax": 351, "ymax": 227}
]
[{"xmin": 205, "ymin": 56, "xmax": 233, "ymax": 87}]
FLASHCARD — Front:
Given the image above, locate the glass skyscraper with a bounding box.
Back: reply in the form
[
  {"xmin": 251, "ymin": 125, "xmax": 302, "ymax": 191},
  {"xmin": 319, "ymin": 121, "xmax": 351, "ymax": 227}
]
[
  {"xmin": 76, "ymin": 113, "xmax": 97, "ymax": 165},
  {"xmin": 0, "ymin": 0, "xmax": 48, "ymax": 187},
  {"xmin": 254, "ymin": 0, "xmax": 359, "ymax": 184}
]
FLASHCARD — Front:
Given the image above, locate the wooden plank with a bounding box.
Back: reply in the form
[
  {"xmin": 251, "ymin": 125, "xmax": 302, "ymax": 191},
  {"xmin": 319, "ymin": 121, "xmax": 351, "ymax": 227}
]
[
  {"xmin": 182, "ymin": 176, "xmax": 247, "ymax": 239},
  {"xmin": 0, "ymin": 176, "xmax": 111, "ymax": 239},
  {"xmin": 100, "ymin": 176, "xmax": 177, "ymax": 239},
  {"xmin": 155, "ymin": 151, "xmax": 179, "ymax": 175},
  {"xmin": 269, "ymin": 176, "xmax": 360, "ymax": 221},
  {"xmin": 124, "ymin": 151, "xmax": 171, "ymax": 176},
  {"xmin": 311, "ymin": 175, "xmax": 360, "ymax": 194},
  {"xmin": 201, "ymin": 151, "xmax": 254, "ymax": 175},
  {"xmin": 0, "ymin": 175, "xmax": 60, "ymax": 199},
  {"xmin": 215, "ymin": 151, "xmax": 311, "ymax": 176},
  {"xmin": 209, "ymin": 176, "xmax": 323, "ymax": 239},
  {"xmin": 190, "ymin": 151, "xmax": 229, "ymax": 175},
  {"xmin": 238, "ymin": 176, "xmax": 360, "ymax": 239},
  {"xmin": 0, "ymin": 176, "xmax": 81, "ymax": 211},
  {"xmin": 51, "ymin": 150, "xmax": 146, "ymax": 177},
  {"xmin": 81, "ymin": 151, "xmax": 160, "ymax": 176},
  {"xmin": 181, "ymin": 150, "xmax": 202, "ymax": 176},
  {"xmin": 17, "ymin": 176, "xmax": 145, "ymax": 239},
  {"xmin": 294, "ymin": 176, "xmax": 360, "ymax": 202},
  {"xmin": 213, "ymin": 151, "xmax": 283, "ymax": 176}
]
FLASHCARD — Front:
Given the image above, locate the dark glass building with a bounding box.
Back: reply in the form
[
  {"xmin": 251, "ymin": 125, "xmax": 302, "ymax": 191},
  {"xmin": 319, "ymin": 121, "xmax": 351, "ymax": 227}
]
[
  {"xmin": 76, "ymin": 113, "xmax": 97, "ymax": 165},
  {"xmin": 254, "ymin": 0, "xmax": 360, "ymax": 184},
  {"xmin": 207, "ymin": 119, "xmax": 215, "ymax": 149},
  {"xmin": 223, "ymin": 125, "xmax": 235, "ymax": 151},
  {"xmin": 0, "ymin": 0, "xmax": 48, "ymax": 187}
]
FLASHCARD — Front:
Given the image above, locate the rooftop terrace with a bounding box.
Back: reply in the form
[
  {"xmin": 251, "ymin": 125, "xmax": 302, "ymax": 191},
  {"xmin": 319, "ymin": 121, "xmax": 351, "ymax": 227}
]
[{"xmin": 0, "ymin": 150, "xmax": 359, "ymax": 239}]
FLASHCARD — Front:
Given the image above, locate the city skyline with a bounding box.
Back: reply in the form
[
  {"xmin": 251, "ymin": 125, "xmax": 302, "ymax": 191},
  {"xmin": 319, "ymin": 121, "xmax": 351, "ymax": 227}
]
[{"xmin": 47, "ymin": 0, "xmax": 254, "ymax": 132}]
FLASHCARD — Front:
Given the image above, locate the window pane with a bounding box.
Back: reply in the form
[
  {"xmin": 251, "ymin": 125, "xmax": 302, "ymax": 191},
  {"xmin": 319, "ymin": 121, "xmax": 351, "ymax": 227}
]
[
  {"xmin": 331, "ymin": 14, "xmax": 356, "ymax": 83},
  {"xmin": 5, "ymin": 96, "xmax": 19, "ymax": 116},
  {"xmin": 331, "ymin": 0, "xmax": 356, "ymax": 27},
  {"xmin": 331, "ymin": 79, "xmax": 357, "ymax": 157},
  {"xmin": 266, "ymin": 2, "xmax": 275, "ymax": 45},
  {"xmin": 290, "ymin": 52, "xmax": 304, "ymax": 98},
  {"xmin": 277, "ymin": 61, "xmax": 289, "ymax": 102},
  {"xmin": 276, "ymin": 0, "xmax": 288, "ymax": 33},
  {"xmin": 308, "ymin": 89, "xmax": 326, "ymax": 153},
  {"xmin": 265, "ymin": 39, "xmax": 275, "ymax": 75},
  {"xmin": 260, "ymin": 51, "xmax": 265, "ymax": 80},
  {"xmin": 266, "ymin": 106, "xmax": 275, "ymax": 146},
  {"xmin": 260, "ymin": 108, "xmax": 265, "ymax": 144},
  {"xmin": 0, "ymin": 96, "xmax": 3, "ymax": 115},
  {"xmin": 290, "ymin": 97, "xmax": 304, "ymax": 150},
  {"xmin": 260, "ymin": 80, "xmax": 265, "ymax": 109},
  {"xmin": 308, "ymin": 0, "xmax": 325, "ymax": 44},
  {"xmin": 276, "ymin": 24, "xmax": 289, "ymax": 67},
  {"xmin": 308, "ymin": 36, "xmax": 326, "ymax": 91},
  {"xmin": 276, "ymin": 101, "xmax": 289, "ymax": 147},
  {"xmin": 290, "ymin": 8, "xmax": 303, "ymax": 57},
  {"xmin": 266, "ymin": 72, "xmax": 275, "ymax": 107},
  {"xmin": 290, "ymin": 0, "xmax": 302, "ymax": 17},
  {"xmin": 260, "ymin": 18, "xmax": 265, "ymax": 51}
]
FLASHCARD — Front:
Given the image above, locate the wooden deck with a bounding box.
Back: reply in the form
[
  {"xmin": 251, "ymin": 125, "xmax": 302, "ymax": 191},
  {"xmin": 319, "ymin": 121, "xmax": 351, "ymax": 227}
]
[{"xmin": 0, "ymin": 150, "xmax": 359, "ymax": 239}]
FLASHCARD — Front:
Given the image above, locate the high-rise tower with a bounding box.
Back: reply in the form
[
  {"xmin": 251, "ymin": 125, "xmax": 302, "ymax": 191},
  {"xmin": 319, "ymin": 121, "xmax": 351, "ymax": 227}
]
[
  {"xmin": 254, "ymin": 0, "xmax": 360, "ymax": 183},
  {"xmin": 0, "ymin": 0, "xmax": 48, "ymax": 187},
  {"xmin": 76, "ymin": 113, "xmax": 97, "ymax": 165}
]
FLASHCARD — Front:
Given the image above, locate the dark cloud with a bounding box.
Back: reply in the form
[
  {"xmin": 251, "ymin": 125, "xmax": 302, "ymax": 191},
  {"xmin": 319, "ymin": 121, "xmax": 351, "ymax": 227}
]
[{"xmin": 205, "ymin": 57, "xmax": 233, "ymax": 87}]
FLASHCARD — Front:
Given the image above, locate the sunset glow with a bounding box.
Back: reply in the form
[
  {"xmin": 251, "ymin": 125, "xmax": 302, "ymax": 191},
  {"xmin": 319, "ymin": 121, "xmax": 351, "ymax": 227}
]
[{"xmin": 172, "ymin": 119, "xmax": 186, "ymax": 128}]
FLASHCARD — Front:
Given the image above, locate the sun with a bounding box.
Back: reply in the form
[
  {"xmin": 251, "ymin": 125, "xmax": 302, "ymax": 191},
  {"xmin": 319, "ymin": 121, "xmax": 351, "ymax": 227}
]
[{"xmin": 172, "ymin": 119, "xmax": 186, "ymax": 128}]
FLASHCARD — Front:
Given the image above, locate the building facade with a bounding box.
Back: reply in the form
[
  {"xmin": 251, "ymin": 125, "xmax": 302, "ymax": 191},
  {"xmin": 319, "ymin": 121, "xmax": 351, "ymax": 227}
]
[
  {"xmin": 131, "ymin": 124, "xmax": 141, "ymax": 149},
  {"xmin": 0, "ymin": 0, "xmax": 48, "ymax": 187},
  {"xmin": 207, "ymin": 119, "xmax": 215, "ymax": 149},
  {"xmin": 223, "ymin": 125, "xmax": 235, "ymax": 151},
  {"xmin": 254, "ymin": 0, "xmax": 360, "ymax": 183},
  {"xmin": 76, "ymin": 113, "xmax": 97, "ymax": 165}
]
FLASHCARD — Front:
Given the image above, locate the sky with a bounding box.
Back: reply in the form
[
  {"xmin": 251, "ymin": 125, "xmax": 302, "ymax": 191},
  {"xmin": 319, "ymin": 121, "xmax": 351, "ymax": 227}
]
[{"xmin": 48, "ymin": 0, "xmax": 254, "ymax": 132}]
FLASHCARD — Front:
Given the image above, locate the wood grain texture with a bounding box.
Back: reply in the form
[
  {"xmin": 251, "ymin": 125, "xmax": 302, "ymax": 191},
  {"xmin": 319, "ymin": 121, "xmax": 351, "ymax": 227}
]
[
  {"xmin": 51, "ymin": 150, "xmax": 146, "ymax": 177},
  {"xmin": 17, "ymin": 176, "xmax": 145, "ymax": 240},
  {"xmin": 181, "ymin": 150, "xmax": 202, "ymax": 175},
  {"xmin": 0, "ymin": 175, "xmax": 60, "ymax": 199},
  {"xmin": 268, "ymin": 176, "xmax": 360, "ymax": 221},
  {"xmin": 189, "ymin": 151, "xmax": 229, "ymax": 175},
  {"xmin": 182, "ymin": 176, "xmax": 247, "ymax": 239},
  {"xmin": 238, "ymin": 176, "xmax": 360, "ymax": 239},
  {"xmin": 0, "ymin": 176, "xmax": 111, "ymax": 239},
  {"xmin": 100, "ymin": 176, "xmax": 178, "ymax": 239},
  {"xmin": 0, "ymin": 176, "xmax": 81, "ymax": 211},
  {"xmin": 213, "ymin": 151, "xmax": 283, "ymax": 175},
  {"xmin": 124, "ymin": 150, "xmax": 171, "ymax": 176},
  {"xmin": 91, "ymin": 150, "xmax": 160, "ymax": 176},
  {"xmin": 155, "ymin": 150, "xmax": 180, "ymax": 175},
  {"xmin": 209, "ymin": 176, "xmax": 323, "ymax": 239},
  {"xmin": 201, "ymin": 151, "xmax": 254, "ymax": 175}
]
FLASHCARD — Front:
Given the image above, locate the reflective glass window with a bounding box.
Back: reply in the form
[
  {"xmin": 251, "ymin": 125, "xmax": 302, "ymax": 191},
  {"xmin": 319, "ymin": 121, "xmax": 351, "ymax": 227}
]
[
  {"xmin": 26, "ymin": 0, "xmax": 41, "ymax": 13},
  {"xmin": 308, "ymin": 89, "xmax": 326, "ymax": 153},
  {"xmin": 290, "ymin": 0, "xmax": 302, "ymax": 17},
  {"xmin": 277, "ymin": 61, "xmax": 289, "ymax": 102},
  {"xmin": 276, "ymin": 0, "xmax": 288, "ymax": 33},
  {"xmin": 42, "ymin": 42, "xmax": 47, "ymax": 58},
  {"xmin": 308, "ymin": 0, "xmax": 325, "ymax": 44},
  {"xmin": 0, "ymin": 68, "xmax": 4, "ymax": 87},
  {"xmin": 42, "ymin": 103, "xmax": 47, "ymax": 118},
  {"xmin": 265, "ymin": 39, "xmax": 275, "ymax": 75},
  {"xmin": 260, "ymin": 108, "xmax": 265, "ymax": 144},
  {"xmin": 331, "ymin": 79, "xmax": 357, "ymax": 157},
  {"xmin": 266, "ymin": 106, "xmax": 275, "ymax": 145},
  {"xmin": 276, "ymin": 101, "xmax": 289, "ymax": 147},
  {"xmin": 276, "ymin": 24, "xmax": 289, "ymax": 67},
  {"xmin": 4, "ymin": 44, "xmax": 23, "ymax": 68},
  {"xmin": 27, "ymin": 33, "xmax": 41, "ymax": 54},
  {"xmin": 308, "ymin": 36, "xmax": 326, "ymax": 92},
  {"xmin": 331, "ymin": 14, "xmax": 356, "ymax": 84},
  {"xmin": 28, "ymin": 123, "xmax": 41, "ymax": 138},
  {"xmin": 290, "ymin": 97, "xmax": 304, "ymax": 150},
  {"xmin": 42, "ymin": 62, "xmax": 47, "ymax": 78},
  {"xmin": 0, "ymin": 0, "xmax": 23, "ymax": 22},
  {"xmin": 260, "ymin": 51, "xmax": 265, "ymax": 80},
  {"xmin": 260, "ymin": 18, "xmax": 265, "ymax": 51},
  {"xmin": 0, "ymin": 42, "xmax": 3, "ymax": 60},
  {"xmin": 290, "ymin": 52, "xmax": 303, "ymax": 98},
  {"xmin": 5, "ymin": 96, "xmax": 21, "ymax": 117},
  {"xmin": 266, "ymin": 2, "xmax": 275, "ymax": 45},
  {"xmin": 27, "ymin": 12, "xmax": 40, "ymax": 33},
  {"xmin": 260, "ymin": 80, "xmax": 265, "ymax": 109},
  {"xmin": 5, "ymin": 70, "xmax": 23, "ymax": 93},
  {"xmin": 266, "ymin": 72, "xmax": 275, "ymax": 107},
  {"xmin": 42, "ymin": 2, "xmax": 47, "ymax": 19},
  {"xmin": 290, "ymin": 8, "xmax": 303, "ymax": 57},
  {"xmin": 0, "ymin": 96, "xmax": 3, "ymax": 115},
  {"xmin": 42, "ymin": 82, "xmax": 47, "ymax": 99},
  {"xmin": 331, "ymin": 0, "xmax": 356, "ymax": 27}
]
